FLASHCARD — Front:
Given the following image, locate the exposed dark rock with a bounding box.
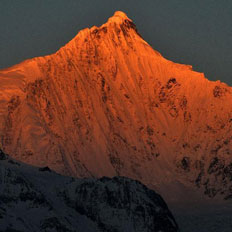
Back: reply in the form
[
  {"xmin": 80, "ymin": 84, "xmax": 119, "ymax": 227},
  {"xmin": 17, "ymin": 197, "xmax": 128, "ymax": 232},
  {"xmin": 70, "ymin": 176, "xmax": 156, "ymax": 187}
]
[
  {"xmin": 166, "ymin": 78, "xmax": 177, "ymax": 89},
  {"xmin": 213, "ymin": 85, "xmax": 226, "ymax": 98},
  {"xmin": 181, "ymin": 157, "xmax": 190, "ymax": 171},
  {"xmin": 39, "ymin": 166, "xmax": 51, "ymax": 172},
  {"xmin": 208, "ymin": 157, "xmax": 224, "ymax": 174},
  {"xmin": 0, "ymin": 149, "xmax": 7, "ymax": 160}
]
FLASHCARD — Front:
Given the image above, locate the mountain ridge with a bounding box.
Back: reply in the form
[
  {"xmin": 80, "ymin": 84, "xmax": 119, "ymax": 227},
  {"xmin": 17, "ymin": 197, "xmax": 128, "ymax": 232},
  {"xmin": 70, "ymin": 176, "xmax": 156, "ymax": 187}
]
[{"xmin": 0, "ymin": 149, "xmax": 179, "ymax": 232}]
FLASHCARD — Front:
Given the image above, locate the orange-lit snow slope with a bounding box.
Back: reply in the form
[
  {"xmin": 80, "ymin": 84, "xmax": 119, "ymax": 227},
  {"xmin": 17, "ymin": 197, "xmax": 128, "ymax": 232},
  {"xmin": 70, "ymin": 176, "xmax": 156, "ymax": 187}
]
[{"xmin": 1, "ymin": 11, "xmax": 232, "ymax": 200}]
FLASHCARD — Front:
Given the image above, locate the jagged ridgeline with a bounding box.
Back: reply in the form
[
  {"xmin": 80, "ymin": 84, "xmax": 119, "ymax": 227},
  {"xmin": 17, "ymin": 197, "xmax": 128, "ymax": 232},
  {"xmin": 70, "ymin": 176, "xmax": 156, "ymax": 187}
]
[{"xmin": 0, "ymin": 11, "xmax": 232, "ymax": 199}]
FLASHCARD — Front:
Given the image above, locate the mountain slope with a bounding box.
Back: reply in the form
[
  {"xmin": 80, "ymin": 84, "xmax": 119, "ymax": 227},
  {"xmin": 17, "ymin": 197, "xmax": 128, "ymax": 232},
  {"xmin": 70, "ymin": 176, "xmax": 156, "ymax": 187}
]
[
  {"xmin": 0, "ymin": 11, "xmax": 232, "ymax": 199},
  {"xmin": 0, "ymin": 149, "xmax": 179, "ymax": 232}
]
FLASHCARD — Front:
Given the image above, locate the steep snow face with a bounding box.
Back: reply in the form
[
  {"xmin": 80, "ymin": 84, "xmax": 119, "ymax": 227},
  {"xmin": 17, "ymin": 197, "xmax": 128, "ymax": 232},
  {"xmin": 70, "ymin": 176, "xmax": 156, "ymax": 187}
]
[
  {"xmin": 0, "ymin": 11, "xmax": 232, "ymax": 199},
  {"xmin": 0, "ymin": 150, "xmax": 179, "ymax": 232}
]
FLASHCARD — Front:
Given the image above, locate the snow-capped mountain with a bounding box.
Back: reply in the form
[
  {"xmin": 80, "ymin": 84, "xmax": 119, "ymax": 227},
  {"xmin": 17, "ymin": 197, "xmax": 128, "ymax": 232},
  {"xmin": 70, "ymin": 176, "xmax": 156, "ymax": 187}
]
[
  {"xmin": 0, "ymin": 11, "xmax": 232, "ymax": 200},
  {"xmin": 0, "ymin": 149, "xmax": 179, "ymax": 232}
]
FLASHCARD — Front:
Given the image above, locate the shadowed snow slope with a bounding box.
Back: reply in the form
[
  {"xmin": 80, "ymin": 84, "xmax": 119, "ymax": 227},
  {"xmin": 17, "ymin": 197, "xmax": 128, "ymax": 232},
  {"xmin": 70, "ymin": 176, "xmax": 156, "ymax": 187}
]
[
  {"xmin": 0, "ymin": 11, "xmax": 232, "ymax": 201},
  {"xmin": 0, "ymin": 149, "xmax": 179, "ymax": 232}
]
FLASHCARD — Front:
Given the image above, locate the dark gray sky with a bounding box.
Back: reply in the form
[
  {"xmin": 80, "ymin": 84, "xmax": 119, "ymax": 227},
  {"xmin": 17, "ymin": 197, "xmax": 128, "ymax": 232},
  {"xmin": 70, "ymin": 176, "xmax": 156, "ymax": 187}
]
[{"xmin": 0, "ymin": 0, "xmax": 231, "ymax": 84}]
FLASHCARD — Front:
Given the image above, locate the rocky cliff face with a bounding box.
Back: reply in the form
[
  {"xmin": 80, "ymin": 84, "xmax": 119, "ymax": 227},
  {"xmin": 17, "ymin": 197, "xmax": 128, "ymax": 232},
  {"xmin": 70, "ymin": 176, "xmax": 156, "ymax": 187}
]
[
  {"xmin": 0, "ymin": 149, "xmax": 179, "ymax": 232},
  {"xmin": 0, "ymin": 11, "xmax": 232, "ymax": 199}
]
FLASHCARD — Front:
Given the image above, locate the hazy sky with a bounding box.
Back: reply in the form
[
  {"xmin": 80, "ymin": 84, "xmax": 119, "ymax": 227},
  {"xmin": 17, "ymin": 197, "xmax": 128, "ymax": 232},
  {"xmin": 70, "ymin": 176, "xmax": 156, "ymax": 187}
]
[{"xmin": 0, "ymin": 0, "xmax": 231, "ymax": 84}]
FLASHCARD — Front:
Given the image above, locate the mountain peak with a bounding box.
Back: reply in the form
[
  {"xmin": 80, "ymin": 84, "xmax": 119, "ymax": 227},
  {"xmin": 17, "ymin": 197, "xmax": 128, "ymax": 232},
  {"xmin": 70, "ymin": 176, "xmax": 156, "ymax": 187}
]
[
  {"xmin": 108, "ymin": 11, "xmax": 132, "ymax": 24},
  {"xmin": 56, "ymin": 10, "xmax": 142, "ymax": 57},
  {"xmin": 113, "ymin": 11, "xmax": 130, "ymax": 19}
]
